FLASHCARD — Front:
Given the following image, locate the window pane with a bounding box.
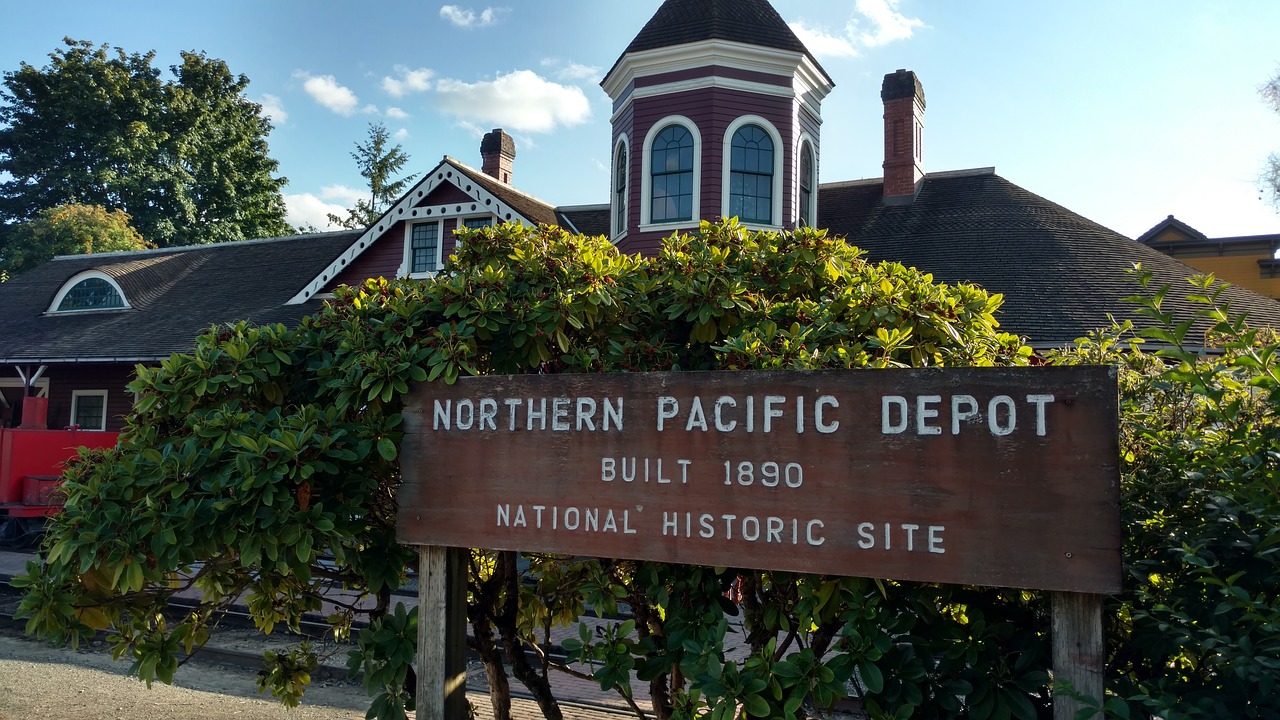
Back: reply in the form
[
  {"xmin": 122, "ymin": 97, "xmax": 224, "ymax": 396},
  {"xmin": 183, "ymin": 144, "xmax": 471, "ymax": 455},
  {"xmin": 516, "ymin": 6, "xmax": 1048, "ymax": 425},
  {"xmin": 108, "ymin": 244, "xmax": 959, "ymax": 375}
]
[
  {"xmin": 800, "ymin": 143, "xmax": 814, "ymax": 227},
  {"xmin": 650, "ymin": 124, "xmax": 694, "ymax": 223},
  {"xmin": 411, "ymin": 223, "xmax": 440, "ymax": 273},
  {"xmin": 57, "ymin": 278, "xmax": 125, "ymax": 311},
  {"xmin": 73, "ymin": 394, "xmax": 105, "ymax": 430},
  {"xmin": 729, "ymin": 124, "xmax": 774, "ymax": 224}
]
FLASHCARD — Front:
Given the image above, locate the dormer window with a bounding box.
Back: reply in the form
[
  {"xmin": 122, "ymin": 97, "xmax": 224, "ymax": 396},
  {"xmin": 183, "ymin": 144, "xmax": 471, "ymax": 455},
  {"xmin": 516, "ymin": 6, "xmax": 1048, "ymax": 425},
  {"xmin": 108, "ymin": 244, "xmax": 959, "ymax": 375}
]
[{"xmin": 49, "ymin": 271, "xmax": 129, "ymax": 313}]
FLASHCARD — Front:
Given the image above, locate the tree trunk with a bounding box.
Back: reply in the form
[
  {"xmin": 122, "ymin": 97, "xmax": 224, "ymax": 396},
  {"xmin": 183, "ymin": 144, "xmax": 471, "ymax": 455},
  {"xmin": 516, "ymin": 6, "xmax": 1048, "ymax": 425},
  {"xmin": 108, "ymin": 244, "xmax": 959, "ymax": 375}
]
[
  {"xmin": 469, "ymin": 552, "xmax": 513, "ymax": 720},
  {"xmin": 495, "ymin": 551, "xmax": 563, "ymax": 720}
]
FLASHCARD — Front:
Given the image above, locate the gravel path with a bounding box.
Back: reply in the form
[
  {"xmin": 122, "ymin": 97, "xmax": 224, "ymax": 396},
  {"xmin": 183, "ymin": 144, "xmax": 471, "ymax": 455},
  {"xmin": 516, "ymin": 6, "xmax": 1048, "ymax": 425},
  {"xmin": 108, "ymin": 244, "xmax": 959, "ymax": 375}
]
[{"xmin": 0, "ymin": 633, "xmax": 368, "ymax": 720}]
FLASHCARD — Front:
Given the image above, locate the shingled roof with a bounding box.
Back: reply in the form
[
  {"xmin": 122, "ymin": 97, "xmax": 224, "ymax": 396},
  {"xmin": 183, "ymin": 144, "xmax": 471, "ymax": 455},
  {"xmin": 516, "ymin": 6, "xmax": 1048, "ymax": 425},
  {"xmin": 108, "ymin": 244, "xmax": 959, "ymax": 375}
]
[
  {"xmin": 605, "ymin": 0, "xmax": 831, "ymax": 86},
  {"xmin": 0, "ymin": 231, "xmax": 359, "ymax": 363},
  {"xmin": 819, "ymin": 168, "xmax": 1280, "ymax": 347}
]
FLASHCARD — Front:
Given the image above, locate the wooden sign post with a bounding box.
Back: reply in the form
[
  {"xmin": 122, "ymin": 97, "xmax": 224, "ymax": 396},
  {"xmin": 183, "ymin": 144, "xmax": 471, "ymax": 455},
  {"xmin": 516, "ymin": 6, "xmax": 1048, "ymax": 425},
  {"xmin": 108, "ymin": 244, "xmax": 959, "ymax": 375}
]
[{"xmin": 397, "ymin": 367, "xmax": 1121, "ymax": 718}]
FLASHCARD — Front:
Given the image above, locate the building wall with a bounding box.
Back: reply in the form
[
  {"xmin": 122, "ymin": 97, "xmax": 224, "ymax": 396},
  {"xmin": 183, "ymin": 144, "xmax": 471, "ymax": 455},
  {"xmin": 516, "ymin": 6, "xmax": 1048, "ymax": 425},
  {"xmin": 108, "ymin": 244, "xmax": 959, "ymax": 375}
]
[
  {"xmin": 29, "ymin": 364, "xmax": 139, "ymax": 433},
  {"xmin": 1169, "ymin": 255, "xmax": 1280, "ymax": 299},
  {"xmin": 617, "ymin": 84, "xmax": 797, "ymax": 256}
]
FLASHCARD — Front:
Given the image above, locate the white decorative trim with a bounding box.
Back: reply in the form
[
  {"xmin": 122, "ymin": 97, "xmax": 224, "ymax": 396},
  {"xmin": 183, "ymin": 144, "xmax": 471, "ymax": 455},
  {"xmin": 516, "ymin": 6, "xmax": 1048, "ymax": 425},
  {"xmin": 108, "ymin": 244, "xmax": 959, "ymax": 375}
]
[
  {"xmin": 612, "ymin": 134, "xmax": 631, "ymax": 240},
  {"xmin": 70, "ymin": 389, "xmax": 108, "ymax": 431},
  {"xmin": 641, "ymin": 116, "xmax": 702, "ymax": 228},
  {"xmin": 288, "ymin": 158, "xmax": 541, "ymax": 305},
  {"xmin": 0, "ymin": 378, "xmax": 50, "ymax": 403},
  {"xmin": 47, "ymin": 270, "xmax": 131, "ymax": 314},
  {"xmin": 603, "ymin": 39, "xmax": 832, "ymax": 123},
  {"xmin": 721, "ymin": 115, "xmax": 784, "ymax": 229}
]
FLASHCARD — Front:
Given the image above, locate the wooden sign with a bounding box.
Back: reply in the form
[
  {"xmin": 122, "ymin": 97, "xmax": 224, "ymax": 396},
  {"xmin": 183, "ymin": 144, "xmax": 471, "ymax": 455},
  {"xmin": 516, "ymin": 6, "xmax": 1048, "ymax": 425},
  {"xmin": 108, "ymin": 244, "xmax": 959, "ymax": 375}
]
[{"xmin": 397, "ymin": 367, "xmax": 1121, "ymax": 594}]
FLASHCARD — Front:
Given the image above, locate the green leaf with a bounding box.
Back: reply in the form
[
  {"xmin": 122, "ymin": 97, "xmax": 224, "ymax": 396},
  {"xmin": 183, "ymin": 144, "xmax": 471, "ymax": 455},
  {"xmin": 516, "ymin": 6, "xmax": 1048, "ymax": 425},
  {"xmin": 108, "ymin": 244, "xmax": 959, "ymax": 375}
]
[{"xmin": 377, "ymin": 437, "xmax": 398, "ymax": 461}]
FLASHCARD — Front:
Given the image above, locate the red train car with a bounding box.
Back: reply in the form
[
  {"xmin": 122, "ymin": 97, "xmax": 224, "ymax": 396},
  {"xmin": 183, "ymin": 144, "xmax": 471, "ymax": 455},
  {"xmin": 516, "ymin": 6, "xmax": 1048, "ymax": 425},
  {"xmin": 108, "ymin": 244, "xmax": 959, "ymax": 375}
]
[{"xmin": 0, "ymin": 397, "xmax": 119, "ymax": 547}]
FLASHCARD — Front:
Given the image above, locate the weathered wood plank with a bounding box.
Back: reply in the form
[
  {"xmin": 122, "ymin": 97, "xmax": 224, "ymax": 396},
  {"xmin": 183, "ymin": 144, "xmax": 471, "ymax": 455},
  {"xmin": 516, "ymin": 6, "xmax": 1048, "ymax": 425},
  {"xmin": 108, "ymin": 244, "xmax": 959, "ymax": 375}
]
[
  {"xmin": 1052, "ymin": 592, "xmax": 1105, "ymax": 719},
  {"xmin": 398, "ymin": 367, "xmax": 1121, "ymax": 594}
]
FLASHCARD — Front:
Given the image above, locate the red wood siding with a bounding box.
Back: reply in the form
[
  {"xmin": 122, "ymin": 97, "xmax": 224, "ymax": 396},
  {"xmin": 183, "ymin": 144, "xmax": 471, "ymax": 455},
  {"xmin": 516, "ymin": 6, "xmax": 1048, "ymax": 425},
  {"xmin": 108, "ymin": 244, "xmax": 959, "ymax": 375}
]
[
  {"xmin": 635, "ymin": 65, "xmax": 791, "ymax": 88},
  {"xmin": 38, "ymin": 363, "xmax": 139, "ymax": 433},
  {"xmin": 329, "ymin": 223, "xmax": 407, "ymax": 289},
  {"xmin": 631, "ymin": 86, "xmax": 796, "ymax": 229},
  {"xmin": 418, "ymin": 182, "xmax": 471, "ymax": 206}
]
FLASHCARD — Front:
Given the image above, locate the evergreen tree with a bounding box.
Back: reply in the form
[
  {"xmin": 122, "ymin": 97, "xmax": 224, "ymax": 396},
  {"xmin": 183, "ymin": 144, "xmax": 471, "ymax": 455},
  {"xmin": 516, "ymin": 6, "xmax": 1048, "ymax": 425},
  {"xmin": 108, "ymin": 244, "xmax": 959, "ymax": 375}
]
[
  {"xmin": 0, "ymin": 39, "xmax": 290, "ymax": 257},
  {"xmin": 327, "ymin": 122, "xmax": 418, "ymax": 230}
]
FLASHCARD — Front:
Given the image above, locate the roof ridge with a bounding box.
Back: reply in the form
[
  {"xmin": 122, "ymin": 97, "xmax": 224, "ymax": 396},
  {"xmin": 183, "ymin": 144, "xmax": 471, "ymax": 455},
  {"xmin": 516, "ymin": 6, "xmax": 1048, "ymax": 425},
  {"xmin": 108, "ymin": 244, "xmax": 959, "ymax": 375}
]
[
  {"xmin": 49, "ymin": 229, "xmax": 361, "ymax": 262},
  {"xmin": 444, "ymin": 156, "xmax": 559, "ymax": 211}
]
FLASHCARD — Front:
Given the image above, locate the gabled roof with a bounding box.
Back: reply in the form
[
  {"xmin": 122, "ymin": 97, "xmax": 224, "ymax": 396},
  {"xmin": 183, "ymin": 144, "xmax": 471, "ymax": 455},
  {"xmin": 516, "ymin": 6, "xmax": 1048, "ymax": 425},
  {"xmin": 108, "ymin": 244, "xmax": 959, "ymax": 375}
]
[
  {"xmin": 0, "ymin": 231, "xmax": 359, "ymax": 363},
  {"xmin": 819, "ymin": 168, "xmax": 1280, "ymax": 347},
  {"xmin": 604, "ymin": 0, "xmax": 832, "ymax": 87},
  {"xmin": 290, "ymin": 156, "xmax": 562, "ymax": 304},
  {"xmin": 1136, "ymin": 214, "xmax": 1208, "ymax": 244}
]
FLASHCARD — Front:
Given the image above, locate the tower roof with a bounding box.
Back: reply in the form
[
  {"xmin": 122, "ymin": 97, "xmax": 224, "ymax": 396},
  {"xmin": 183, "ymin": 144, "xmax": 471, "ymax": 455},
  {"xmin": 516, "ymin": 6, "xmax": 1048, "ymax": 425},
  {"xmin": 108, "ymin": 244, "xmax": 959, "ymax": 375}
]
[{"xmin": 606, "ymin": 0, "xmax": 831, "ymax": 86}]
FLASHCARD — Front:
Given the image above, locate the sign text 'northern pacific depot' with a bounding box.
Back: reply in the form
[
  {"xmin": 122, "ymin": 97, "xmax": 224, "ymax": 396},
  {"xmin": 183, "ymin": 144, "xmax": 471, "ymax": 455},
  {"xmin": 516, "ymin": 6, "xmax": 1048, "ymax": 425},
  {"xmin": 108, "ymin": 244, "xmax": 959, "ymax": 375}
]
[{"xmin": 396, "ymin": 367, "xmax": 1121, "ymax": 593}]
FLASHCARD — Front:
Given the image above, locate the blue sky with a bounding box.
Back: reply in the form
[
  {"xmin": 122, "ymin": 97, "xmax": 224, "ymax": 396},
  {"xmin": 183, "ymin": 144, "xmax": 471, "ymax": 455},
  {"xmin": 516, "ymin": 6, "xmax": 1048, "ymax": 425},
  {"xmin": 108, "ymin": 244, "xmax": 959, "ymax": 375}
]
[{"xmin": 3, "ymin": 0, "xmax": 1279, "ymax": 240}]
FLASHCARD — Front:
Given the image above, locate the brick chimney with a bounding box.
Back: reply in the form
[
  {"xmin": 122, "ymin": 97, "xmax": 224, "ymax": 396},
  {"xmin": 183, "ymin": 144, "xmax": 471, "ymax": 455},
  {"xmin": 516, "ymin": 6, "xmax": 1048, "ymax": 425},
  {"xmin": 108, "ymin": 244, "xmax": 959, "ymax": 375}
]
[
  {"xmin": 480, "ymin": 128, "xmax": 516, "ymax": 184},
  {"xmin": 881, "ymin": 69, "xmax": 925, "ymax": 205}
]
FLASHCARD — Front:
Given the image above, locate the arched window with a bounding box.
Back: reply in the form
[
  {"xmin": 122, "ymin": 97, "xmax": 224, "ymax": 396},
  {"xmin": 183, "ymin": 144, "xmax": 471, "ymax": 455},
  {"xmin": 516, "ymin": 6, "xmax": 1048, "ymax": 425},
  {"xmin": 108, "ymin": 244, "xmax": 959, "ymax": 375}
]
[
  {"xmin": 650, "ymin": 125, "xmax": 694, "ymax": 223},
  {"xmin": 614, "ymin": 141, "xmax": 628, "ymax": 235},
  {"xmin": 49, "ymin": 272, "xmax": 129, "ymax": 313},
  {"xmin": 728, "ymin": 125, "xmax": 774, "ymax": 224},
  {"xmin": 798, "ymin": 141, "xmax": 815, "ymax": 227}
]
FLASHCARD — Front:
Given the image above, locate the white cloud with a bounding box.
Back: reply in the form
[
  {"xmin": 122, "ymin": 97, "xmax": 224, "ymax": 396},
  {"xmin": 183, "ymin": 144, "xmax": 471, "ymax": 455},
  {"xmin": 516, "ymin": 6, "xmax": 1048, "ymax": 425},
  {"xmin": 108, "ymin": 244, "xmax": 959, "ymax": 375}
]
[
  {"xmin": 285, "ymin": 184, "xmax": 365, "ymax": 230},
  {"xmin": 394, "ymin": 128, "xmax": 411, "ymax": 140},
  {"xmin": 789, "ymin": 21, "xmax": 861, "ymax": 59},
  {"xmin": 855, "ymin": 0, "xmax": 924, "ymax": 47},
  {"xmin": 296, "ymin": 72, "xmax": 360, "ymax": 116},
  {"xmin": 439, "ymin": 5, "xmax": 506, "ymax": 28},
  {"xmin": 382, "ymin": 66, "xmax": 434, "ymax": 97},
  {"xmin": 258, "ymin": 93, "xmax": 287, "ymax": 125},
  {"xmin": 361, "ymin": 104, "xmax": 380, "ymax": 115},
  {"xmin": 789, "ymin": 0, "xmax": 923, "ymax": 59},
  {"xmin": 386, "ymin": 106, "xmax": 410, "ymax": 120},
  {"xmin": 434, "ymin": 70, "xmax": 591, "ymax": 133},
  {"xmin": 556, "ymin": 63, "xmax": 600, "ymax": 82}
]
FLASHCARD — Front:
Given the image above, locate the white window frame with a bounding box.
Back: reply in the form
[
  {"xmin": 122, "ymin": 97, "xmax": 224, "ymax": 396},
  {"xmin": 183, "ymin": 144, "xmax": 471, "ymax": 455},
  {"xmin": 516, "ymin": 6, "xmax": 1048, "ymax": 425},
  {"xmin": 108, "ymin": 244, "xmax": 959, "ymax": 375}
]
[
  {"xmin": 47, "ymin": 270, "xmax": 131, "ymax": 314},
  {"xmin": 796, "ymin": 134, "xmax": 817, "ymax": 228},
  {"xmin": 612, "ymin": 134, "xmax": 630, "ymax": 240},
  {"xmin": 70, "ymin": 390, "xmax": 109, "ymax": 431},
  {"xmin": 404, "ymin": 220, "xmax": 443, "ymax": 278},
  {"xmin": 640, "ymin": 115, "xmax": 702, "ymax": 231},
  {"xmin": 721, "ymin": 115, "xmax": 784, "ymax": 230}
]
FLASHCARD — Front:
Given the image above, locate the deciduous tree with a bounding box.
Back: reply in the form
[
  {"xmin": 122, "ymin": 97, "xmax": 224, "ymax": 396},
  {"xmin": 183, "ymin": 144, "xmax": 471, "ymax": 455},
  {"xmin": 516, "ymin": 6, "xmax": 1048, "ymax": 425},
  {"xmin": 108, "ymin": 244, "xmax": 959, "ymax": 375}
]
[
  {"xmin": 1, "ymin": 203, "xmax": 153, "ymax": 275},
  {"xmin": 1262, "ymin": 69, "xmax": 1280, "ymax": 209},
  {"xmin": 0, "ymin": 39, "xmax": 290, "ymax": 258}
]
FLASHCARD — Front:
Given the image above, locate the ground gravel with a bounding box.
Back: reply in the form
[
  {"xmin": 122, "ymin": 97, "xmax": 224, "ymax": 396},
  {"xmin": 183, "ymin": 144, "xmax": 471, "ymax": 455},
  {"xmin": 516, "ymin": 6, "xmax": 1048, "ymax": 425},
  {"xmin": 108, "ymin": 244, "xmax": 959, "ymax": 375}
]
[{"xmin": 0, "ymin": 633, "xmax": 367, "ymax": 720}]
